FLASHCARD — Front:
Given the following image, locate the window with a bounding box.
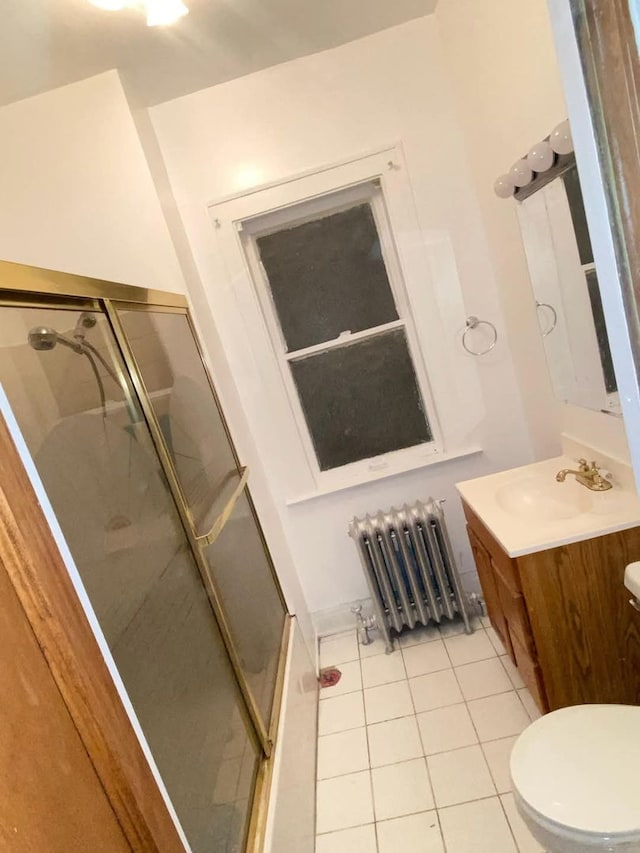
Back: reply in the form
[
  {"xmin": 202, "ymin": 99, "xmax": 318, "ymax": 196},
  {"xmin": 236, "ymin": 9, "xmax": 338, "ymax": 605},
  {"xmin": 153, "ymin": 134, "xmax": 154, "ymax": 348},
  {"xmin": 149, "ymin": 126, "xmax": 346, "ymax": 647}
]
[{"xmin": 242, "ymin": 183, "xmax": 434, "ymax": 475}]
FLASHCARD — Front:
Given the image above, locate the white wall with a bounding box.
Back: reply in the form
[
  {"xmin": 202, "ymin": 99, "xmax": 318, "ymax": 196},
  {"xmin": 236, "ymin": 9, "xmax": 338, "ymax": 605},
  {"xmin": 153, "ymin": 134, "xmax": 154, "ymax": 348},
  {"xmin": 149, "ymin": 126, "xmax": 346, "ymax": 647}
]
[
  {"xmin": 0, "ymin": 68, "xmax": 314, "ymax": 649},
  {"xmin": 150, "ymin": 17, "xmax": 538, "ymax": 616},
  {"xmin": 0, "ymin": 71, "xmax": 184, "ymax": 291},
  {"xmin": 436, "ymin": 0, "xmax": 632, "ymax": 468},
  {"xmin": 124, "ymin": 94, "xmax": 315, "ymax": 649},
  {"xmin": 436, "ymin": 0, "xmax": 563, "ymax": 461}
]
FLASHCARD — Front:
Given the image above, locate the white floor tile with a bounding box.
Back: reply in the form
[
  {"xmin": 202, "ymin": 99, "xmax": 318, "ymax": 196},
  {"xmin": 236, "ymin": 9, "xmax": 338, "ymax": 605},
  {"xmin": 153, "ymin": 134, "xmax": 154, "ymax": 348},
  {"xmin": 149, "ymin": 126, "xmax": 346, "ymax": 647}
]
[
  {"xmin": 377, "ymin": 811, "xmax": 444, "ymax": 853},
  {"xmin": 359, "ymin": 634, "xmax": 397, "ymax": 658},
  {"xmin": 361, "ymin": 652, "xmax": 406, "ymax": 689},
  {"xmin": 468, "ymin": 692, "xmax": 531, "ymax": 742},
  {"xmin": 500, "ymin": 654, "xmax": 525, "ymax": 689},
  {"xmin": 480, "ymin": 615, "xmax": 492, "ymax": 628},
  {"xmin": 500, "ymin": 792, "xmax": 546, "ymax": 852},
  {"xmin": 371, "ymin": 758, "xmax": 434, "ymax": 820},
  {"xmin": 439, "ymin": 616, "xmax": 480, "ymax": 638},
  {"xmin": 321, "ymin": 660, "xmax": 362, "ymax": 698},
  {"xmin": 518, "ymin": 687, "xmax": 542, "ymax": 721},
  {"xmin": 316, "ymin": 771, "xmax": 374, "ymax": 834},
  {"xmin": 367, "ymin": 715, "xmax": 423, "ymax": 767},
  {"xmin": 409, "ymin": 669, "xmax": 463, "ymax": 713},
  {"xmin": 444, "ymin": 630, "xmax": 497, "ymax": 666},
  {"xmin": 485, "ymin": 624, "xmax": 507, "ymax": 655},
  {"xmin": 316, "ymin": 823, "xmax": 378, "ymax": 853},
  {"xmin": 439, "ymin": 797, "xmax": 518, "ymax": 852},
  {"xmin": 320, "ymin": 631, "xmax": 360, "ymax": 667},
  {"xmin": 364, "ymin": 680, "xmax": 414, "ymax": 725},
  {"xmin": 481, "ymin": 736, "xmax": 517, "ymax": 794},
  {"xmin": 402, "ymin": 639, "xmax": 450, "ymax": 678},
  {"xmin": 317, "ymin": 727, "xmax": 370, "ymax": 780},
  {"xmin": 319, "ymin": 691, "xmax": 366, "ymax": 736},
  {"xmin": 427, "ymin": 745, "xmax": 496, "ymax": 808},
  {"xmin": 455, "ymin": 657, "xmax": 513, "ymax": 701},
  {"xmin": 397, "ymin": 624, "xmax": 441, "ymax": 647},
  {"xmin": 417, "ymin": 703, "xmax": 478, "ymax": 755}
]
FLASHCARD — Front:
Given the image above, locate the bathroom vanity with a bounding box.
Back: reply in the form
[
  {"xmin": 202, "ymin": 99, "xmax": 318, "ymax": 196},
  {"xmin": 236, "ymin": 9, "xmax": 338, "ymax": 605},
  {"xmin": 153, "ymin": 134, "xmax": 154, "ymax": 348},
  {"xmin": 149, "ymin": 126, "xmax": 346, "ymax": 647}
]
[{"xmin": 457, "ymin": 455, "xmax": 640, "ymax": 712}]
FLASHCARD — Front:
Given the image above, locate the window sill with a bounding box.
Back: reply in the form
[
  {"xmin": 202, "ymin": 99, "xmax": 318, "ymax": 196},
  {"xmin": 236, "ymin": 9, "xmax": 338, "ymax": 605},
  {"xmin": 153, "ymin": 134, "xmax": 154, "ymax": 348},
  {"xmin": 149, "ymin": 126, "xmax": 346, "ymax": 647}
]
[{"xmin": 285, "ymin": 445, "xmax": 483, "ymax": 506}]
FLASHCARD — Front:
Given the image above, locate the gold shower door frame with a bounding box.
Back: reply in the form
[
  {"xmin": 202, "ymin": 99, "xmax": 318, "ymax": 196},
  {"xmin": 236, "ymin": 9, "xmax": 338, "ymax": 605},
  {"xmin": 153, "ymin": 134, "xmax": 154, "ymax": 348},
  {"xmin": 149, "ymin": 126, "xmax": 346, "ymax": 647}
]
[{"xmin": 0, "ymin": 258, "xmax": 290, "ymax": 853}]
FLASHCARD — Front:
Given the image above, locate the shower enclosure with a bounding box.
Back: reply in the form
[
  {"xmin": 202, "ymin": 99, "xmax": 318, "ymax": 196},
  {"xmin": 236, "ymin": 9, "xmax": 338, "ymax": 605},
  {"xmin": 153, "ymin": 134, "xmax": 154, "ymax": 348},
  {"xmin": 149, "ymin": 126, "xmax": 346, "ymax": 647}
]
[{"xmin": 0, "ymin": 261, "xmax": 288, "ymax": 852}]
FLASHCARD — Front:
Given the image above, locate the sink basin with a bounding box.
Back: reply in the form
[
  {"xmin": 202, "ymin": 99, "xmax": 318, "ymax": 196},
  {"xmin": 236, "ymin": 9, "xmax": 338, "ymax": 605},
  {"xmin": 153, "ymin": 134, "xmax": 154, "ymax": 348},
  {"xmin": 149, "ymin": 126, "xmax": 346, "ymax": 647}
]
[
  {"xmin": 457, "ymin": 453, "xmax": 640, "ymax": 556},
  {"xmin": 495, "ymin": 476, "xmax": 593, "ymax": 521},
  {"xmin": 625, "ymin": 562, "xmax": 640, "ymax": 599}
]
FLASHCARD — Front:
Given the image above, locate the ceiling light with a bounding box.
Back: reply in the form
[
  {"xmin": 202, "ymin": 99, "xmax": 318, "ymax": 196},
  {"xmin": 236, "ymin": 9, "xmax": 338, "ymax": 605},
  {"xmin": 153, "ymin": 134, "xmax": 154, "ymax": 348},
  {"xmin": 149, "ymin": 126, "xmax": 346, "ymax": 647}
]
[
  {"xmin": 510, "ymin": 159, "xmax": 533, "ymax": 188},
  {"xmin": 89, "ymin": 0, "xmax": 126, "ymax": 9},
  {"xmin": 526, "ymin": 140, "xmax": 555, "ymax": 173},
  {"xmin": 549, "ymin": 120, "xmax": 574, "ymax": 156},
  {"xmin": 493, "ymin": 175, "xmax": 516, "ymax": 199},
  {"xmin": 145, "ymin": 0, "xmax": 189, "ymax": 26}
]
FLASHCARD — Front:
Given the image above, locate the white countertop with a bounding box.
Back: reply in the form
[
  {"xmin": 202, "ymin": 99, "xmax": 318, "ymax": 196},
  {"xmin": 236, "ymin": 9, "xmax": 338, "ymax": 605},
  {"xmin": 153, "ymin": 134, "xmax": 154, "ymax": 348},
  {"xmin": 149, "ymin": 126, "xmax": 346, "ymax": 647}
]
[{"xmin": 456, "ymin": 455, "xmax": 640, "ymax": 557}]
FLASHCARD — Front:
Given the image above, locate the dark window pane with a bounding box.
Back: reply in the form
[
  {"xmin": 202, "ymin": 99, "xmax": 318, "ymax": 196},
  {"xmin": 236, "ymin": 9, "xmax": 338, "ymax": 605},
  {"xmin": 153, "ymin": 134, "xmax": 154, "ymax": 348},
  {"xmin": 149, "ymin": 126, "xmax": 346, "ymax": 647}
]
[
  {"xmin": 256, "ymin": 203, "xmax": 398, "ymax": 351},
  {"xmin": 290, "ymin": 329, "xmax": 431, "ymax": 470},
  {"xmin": 585, "ymin": 269, "xmax": 617, "ymax": 394},
  {"xmin": 563, "ymin": 166, "xmax": 594, "ymax": 266}
]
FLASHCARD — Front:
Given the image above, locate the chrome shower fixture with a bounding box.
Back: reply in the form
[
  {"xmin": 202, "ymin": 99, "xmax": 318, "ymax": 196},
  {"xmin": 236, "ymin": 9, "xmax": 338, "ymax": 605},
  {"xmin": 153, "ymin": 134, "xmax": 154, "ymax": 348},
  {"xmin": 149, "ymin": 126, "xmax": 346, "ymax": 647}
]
[
  {"xmin": 28, "ymin": 311, "xmax": 98, "ymax": 353},
  {"xmin": 73, "ymin": 312, "xmax": 98, "ymax": 342},
  {"xmin": 27, "ymin": 315, "xmax": 124, "ymax": 417},
  {"xmin": 27, "ymin": 326, "xmax": 59, "ymax": 351},
  {"xmin": 28, "ymin": 324, "xmax": 92, "ymax": 354}
]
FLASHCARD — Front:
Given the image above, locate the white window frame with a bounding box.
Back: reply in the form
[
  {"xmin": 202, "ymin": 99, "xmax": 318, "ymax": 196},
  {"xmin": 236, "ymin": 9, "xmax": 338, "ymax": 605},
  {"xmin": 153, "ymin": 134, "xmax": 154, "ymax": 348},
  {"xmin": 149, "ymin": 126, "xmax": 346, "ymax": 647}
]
[
  {"xmin": 240, "ymin": 180, "xmax": 440, "ymax": 485},
  {"xmin": 207, "ymin": 146, "xmax": 483, "ymax": 500}
]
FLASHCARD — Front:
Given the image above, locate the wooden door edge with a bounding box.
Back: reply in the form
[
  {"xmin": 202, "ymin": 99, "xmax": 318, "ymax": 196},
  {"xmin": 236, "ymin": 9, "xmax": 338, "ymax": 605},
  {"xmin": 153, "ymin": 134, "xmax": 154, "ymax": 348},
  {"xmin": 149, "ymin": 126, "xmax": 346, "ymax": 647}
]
[{"xmin": 0, "ymin": 413, "xmax": 185, "ymax": 852}]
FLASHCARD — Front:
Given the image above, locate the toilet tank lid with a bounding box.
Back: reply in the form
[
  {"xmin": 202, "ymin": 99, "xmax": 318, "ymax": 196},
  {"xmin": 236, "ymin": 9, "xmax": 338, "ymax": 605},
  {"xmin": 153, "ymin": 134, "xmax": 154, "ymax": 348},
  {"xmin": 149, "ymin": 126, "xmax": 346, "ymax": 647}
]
[{"xmin": 510, "ymin": 704, "xmax": 640, "ymax": 835}]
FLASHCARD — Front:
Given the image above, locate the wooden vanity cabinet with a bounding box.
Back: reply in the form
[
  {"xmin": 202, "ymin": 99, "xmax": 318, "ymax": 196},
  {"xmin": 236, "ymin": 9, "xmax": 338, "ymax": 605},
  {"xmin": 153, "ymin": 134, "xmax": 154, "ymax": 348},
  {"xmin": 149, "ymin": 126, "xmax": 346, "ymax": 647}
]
[{"xmin": 463, "ymin": 501, "xmax": 640, "ymax": 713}]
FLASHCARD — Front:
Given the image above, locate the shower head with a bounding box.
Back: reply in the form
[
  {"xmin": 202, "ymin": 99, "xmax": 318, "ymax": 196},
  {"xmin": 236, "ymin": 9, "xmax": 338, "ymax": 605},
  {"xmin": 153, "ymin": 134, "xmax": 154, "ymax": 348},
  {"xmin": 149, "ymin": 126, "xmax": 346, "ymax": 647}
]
[
  {"xmin": 28, "ymin": 314, "xmax": 98, "ymax": 352},
  {"xmin": 28, "ymin": 327, "xmax": 59, "ymax": 351},
  {"xmin": 28, "ymin": 327, "xmax": 84, "ymax": 353},
  {"xmin": 27, "ymin": 317, "xmax": 128, "ymax": 420},
  {"xmin": 27, "ymin": 321, "xmax": 122, "ymax": 390}
]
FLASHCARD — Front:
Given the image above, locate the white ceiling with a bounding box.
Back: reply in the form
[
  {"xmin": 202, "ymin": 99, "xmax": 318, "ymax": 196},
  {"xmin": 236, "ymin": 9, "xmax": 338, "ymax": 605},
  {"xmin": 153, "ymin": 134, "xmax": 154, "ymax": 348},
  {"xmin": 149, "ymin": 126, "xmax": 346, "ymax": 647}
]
[{"xmin": 0, "ymin": 0, "xmax": 437, "ymax": 108}]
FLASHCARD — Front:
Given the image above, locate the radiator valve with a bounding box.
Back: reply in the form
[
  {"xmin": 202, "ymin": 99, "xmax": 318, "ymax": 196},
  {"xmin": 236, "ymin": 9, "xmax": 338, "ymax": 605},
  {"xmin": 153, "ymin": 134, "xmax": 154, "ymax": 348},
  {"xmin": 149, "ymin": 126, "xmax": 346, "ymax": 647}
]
[
  {"xmin": 468, "ymin": 592, "xmax": 486, "ymax": 617},
  {"xmin": 351, "ymin": 604, "xmax": 376, "ymax": 646}
]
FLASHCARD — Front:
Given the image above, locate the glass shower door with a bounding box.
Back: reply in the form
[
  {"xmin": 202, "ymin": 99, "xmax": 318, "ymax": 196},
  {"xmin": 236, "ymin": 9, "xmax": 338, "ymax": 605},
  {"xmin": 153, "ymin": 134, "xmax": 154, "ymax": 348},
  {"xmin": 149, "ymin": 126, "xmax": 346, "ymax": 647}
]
[
  {"xmin": 0, "ymin": 304, "xmax": 259, "ymax": 853},
  {"xmin": 113, "ymin": 307, "xmax": 287, "ymax": 736}
]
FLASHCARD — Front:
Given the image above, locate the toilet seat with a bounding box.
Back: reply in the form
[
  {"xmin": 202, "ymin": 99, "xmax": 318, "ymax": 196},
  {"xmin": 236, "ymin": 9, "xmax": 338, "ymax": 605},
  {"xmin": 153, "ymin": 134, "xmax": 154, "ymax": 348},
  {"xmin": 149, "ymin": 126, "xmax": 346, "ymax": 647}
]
[
  {"xmin": 510, "ymin": 704, "xmax": 640, "ymax": 845},
  {"xmin": 514, "ymin": 791, "xmax": 640, "ymax": 851}
]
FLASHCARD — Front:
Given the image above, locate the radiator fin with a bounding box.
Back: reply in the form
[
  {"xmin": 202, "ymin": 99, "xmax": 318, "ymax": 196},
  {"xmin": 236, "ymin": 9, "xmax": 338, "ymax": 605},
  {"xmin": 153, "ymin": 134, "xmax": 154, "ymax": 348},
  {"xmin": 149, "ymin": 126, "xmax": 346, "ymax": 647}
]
[{"xmin": 348, "ymin": 499, "xmax": 471, "ymax": 652}]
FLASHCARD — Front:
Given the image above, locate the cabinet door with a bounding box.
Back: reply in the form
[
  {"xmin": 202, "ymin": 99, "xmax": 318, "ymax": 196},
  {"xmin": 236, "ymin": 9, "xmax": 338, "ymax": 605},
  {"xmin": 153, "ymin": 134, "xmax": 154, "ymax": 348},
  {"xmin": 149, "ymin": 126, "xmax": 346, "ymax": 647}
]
[
  {"xmin": 518, "ymin": 530, "xmax": 640, "ymax": 709},
  {"xmin": 467, "ymin": 527, "xmax": 513, "ymax": 660},
  {"xmin": 493, "ymin": 564, "xmax": 535, "ymax": 657}
]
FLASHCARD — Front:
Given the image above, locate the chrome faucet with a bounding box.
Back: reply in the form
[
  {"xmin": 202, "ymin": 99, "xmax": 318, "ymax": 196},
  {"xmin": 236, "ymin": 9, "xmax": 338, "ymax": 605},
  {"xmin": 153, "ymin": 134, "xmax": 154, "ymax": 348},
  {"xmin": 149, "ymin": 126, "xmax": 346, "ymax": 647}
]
[{"xmin": 556, "ymin": 458, "xmax": 612, "ymax": 491}]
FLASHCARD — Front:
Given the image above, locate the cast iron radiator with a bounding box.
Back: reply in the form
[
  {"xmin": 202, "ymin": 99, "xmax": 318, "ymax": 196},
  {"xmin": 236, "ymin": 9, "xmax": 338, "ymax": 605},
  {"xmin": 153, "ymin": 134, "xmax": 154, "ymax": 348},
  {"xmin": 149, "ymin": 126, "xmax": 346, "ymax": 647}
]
[{"xmin": 348, "ymin": 499, "xmax": 472, "ymax": 653}]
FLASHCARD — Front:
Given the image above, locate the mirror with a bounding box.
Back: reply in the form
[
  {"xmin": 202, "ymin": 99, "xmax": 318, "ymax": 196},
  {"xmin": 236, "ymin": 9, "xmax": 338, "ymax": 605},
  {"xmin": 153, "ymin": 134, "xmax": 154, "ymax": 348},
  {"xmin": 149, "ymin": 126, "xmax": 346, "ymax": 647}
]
[{"xmin": 517, "ymin": 159, "xmax": 620, "ymax": 415}]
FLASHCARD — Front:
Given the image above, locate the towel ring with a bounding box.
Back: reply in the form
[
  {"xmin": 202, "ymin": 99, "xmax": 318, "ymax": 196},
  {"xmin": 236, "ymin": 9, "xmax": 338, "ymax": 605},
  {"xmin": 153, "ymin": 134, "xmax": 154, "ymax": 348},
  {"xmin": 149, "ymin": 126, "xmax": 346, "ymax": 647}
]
[
  {"xmin": 536, "ymin": 301, "xmax": 558, "ymax": 337},
  {"xmin": 462, "ymin": 316, "xmax": 498, "ymax": 356}
]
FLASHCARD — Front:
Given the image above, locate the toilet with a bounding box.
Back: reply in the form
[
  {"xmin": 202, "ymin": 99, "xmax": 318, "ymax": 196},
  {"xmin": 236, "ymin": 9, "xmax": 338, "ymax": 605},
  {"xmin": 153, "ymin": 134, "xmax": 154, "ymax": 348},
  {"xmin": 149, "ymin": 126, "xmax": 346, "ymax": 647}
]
[{"xmin": 510, "ymin": 704, "xmax": 640, "ymax": 852}]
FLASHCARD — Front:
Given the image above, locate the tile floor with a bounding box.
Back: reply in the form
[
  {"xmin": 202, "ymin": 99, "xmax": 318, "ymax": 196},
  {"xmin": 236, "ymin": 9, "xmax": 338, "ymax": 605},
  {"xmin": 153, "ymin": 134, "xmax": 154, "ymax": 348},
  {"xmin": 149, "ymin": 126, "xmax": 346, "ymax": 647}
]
[{"xmin": 316, "ymin": 617, "xmax": 545, "ymax": 853}]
